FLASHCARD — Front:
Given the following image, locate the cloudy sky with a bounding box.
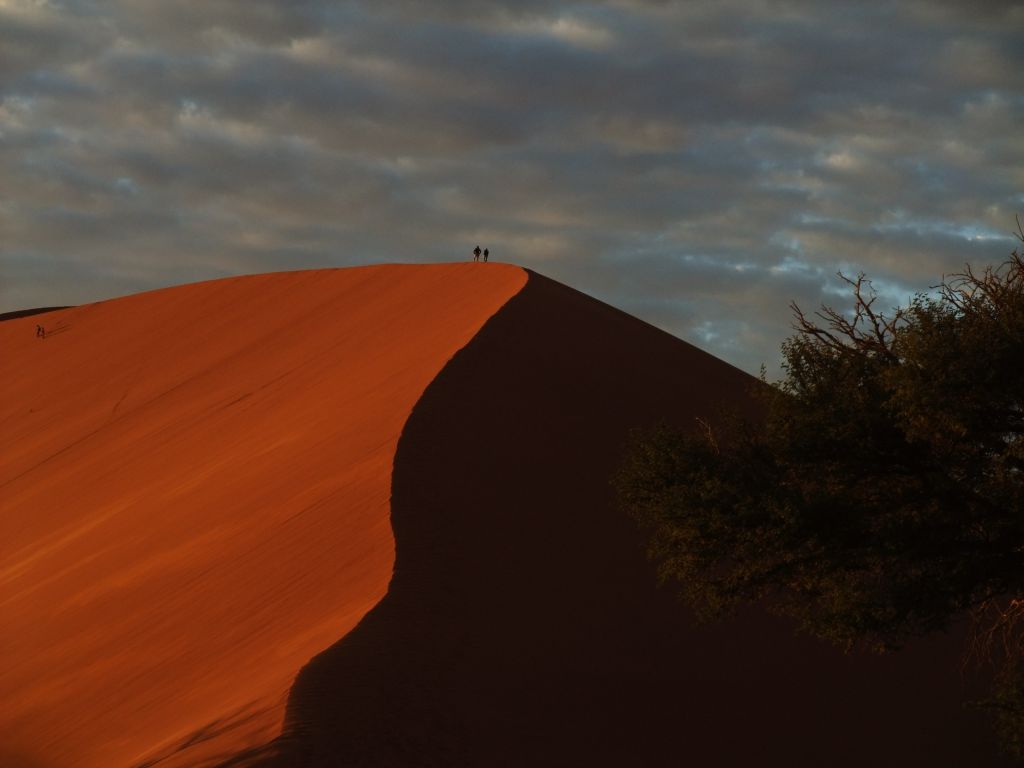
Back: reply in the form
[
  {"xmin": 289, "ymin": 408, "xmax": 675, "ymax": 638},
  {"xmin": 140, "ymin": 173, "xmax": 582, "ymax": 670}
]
[{"xmin": 2, "ymin": 0, "xmax": 1022, "ymax": 374}]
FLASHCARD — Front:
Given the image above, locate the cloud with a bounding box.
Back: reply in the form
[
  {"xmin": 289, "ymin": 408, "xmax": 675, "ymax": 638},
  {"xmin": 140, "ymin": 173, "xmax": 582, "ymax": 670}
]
[{"xmin": 2, "ymin": 0, "xmax": 1021, "ymax": 377}]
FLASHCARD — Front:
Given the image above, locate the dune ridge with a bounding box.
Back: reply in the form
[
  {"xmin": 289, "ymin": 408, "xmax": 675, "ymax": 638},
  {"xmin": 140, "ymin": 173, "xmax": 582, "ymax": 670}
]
[
  {"xmin": 255, "ymin": 270, "xmax": 1007, "ymax": 766},
  {"xmin": 2, "ymin": 264, "xmax": 1007, "ymax": 767},
  {"xmin": 0, "ymin": 264, "xmax": 526, "ymax": 768}
]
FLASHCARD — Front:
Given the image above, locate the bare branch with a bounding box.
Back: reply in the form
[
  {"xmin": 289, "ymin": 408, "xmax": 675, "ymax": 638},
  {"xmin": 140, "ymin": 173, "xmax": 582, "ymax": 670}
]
[
  {"xmin": 695, "ymin": 417, "xmax": 719, "ymax": 455},
  {"xmin": 967, "ymin": 597, "xmax": 1024, "ymax": 673},
  {"xmin": 789, "ymin": 272, "xmax": 903, "ymax": 361}
]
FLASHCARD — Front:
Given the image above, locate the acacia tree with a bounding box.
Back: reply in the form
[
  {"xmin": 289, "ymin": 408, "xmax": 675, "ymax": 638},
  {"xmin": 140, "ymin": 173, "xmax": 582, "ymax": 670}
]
[{"xmin": 616, "ymin": 221, "xmax": 1024, "ymax": 752}]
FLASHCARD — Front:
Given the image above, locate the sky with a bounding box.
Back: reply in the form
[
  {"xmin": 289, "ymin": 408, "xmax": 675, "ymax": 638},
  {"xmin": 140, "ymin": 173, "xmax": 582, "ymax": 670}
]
[{"xmin": 2, "ymin": 0, "xmax": 1022, "ymax": 375}]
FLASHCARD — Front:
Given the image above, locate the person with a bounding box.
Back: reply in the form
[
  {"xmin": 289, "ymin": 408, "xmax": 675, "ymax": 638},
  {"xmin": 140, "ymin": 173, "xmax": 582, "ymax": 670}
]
[
  {"xmin": 483, "ymin": 248, "xmax": 489, "ymax": 262},
  {"xmin": 473, "ymin": 245, "xmax": 481, "ymax": 262},
  {"xmin": 36, "ymin": 324, "xmax": 45, "ymax": 339}
]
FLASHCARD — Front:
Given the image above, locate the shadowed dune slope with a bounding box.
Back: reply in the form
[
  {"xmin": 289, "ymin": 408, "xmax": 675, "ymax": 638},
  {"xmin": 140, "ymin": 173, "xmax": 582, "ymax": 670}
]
[
  {"xmin": 0, "ymin": 264, "xmax": 527, "ymax": 768},
  {"xmin": 0, "ymin": 307, "xmax": 72, "ymax": 323},
  {"xmin": 262, "ymin": 270, "xmax": 1007, "ymax": 767}
]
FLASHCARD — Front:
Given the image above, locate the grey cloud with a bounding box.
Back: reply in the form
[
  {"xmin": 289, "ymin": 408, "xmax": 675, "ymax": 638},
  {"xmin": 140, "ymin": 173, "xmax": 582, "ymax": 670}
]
[
  {"xmin": 2, "ymin": 0, "xmax": 1021, "ymax": 378},
  {"xmin": 0, "ymin": 6, "xmax": 113, "ymax": 89},
  {"xmin": 102, "ymin": 0, "xmax": 329, "ymax": 49}
]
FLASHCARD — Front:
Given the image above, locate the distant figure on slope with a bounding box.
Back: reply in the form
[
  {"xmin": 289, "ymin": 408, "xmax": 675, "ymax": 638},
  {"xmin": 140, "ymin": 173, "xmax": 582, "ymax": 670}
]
[
  {"xmin": 483, "ymin": 248, "xmax": 489, "ymax": 263},
  {"xmin": 473, "ymin": 245, "xmax": 481, "ymax": 262},
  {"xmin": 36, "ymin": 324, "xmax": 45, "ymax": 339}
]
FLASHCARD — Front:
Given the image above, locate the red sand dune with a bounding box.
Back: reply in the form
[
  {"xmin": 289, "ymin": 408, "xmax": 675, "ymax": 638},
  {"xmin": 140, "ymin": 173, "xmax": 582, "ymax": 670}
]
[
  {"xmin": 0, "ymin": 264, "xmax": 526, "ymax": 768},
  {"xmin": 1, "ymin": 264, "xmax": 1010, "ymax": 767},
  {"xmin": 255, "ymin": 271, "xmax": 1008, "ymax": 767}
]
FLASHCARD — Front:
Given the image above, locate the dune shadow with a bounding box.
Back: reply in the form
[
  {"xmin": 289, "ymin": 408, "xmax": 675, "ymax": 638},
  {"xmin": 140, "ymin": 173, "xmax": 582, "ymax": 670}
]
[{"xmin": 0, "ymin": 307, "xmax": 71, "ymax": 323}]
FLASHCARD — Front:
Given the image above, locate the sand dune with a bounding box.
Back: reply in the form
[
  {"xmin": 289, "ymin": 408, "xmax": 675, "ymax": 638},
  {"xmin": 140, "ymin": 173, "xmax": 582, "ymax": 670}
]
[
  {"xmin": 0, "ymin": 264, "xmax": 526, "ymax": 768},
  {"xmin": 1, "ymin": 264, "xmax": 1008, "ymax": 767},
  {"xmin": 256, "ymin": 271, "xmax": 1007, "ymax": 767}
]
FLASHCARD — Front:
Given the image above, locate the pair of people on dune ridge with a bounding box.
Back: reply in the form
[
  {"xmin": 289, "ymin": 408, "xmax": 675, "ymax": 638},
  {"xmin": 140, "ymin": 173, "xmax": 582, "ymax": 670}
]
[{"xmin": 472, "ymin": 245, "xmax": 490, "ymax": 263}]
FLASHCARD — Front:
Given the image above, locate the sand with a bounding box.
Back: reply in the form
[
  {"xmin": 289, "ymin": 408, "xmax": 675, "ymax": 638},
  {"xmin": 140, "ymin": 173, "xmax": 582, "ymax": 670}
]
[
  {"xmin": 258, "ymin": 271, "xmax": 1008, "ymax": 767},
  {"xmin": 0, "ymin": 264, "xmax": 526, "ymax": 768},
  {"xmin": 1, "ymin": 264, "xmax": 1008, "ymax": 767}
]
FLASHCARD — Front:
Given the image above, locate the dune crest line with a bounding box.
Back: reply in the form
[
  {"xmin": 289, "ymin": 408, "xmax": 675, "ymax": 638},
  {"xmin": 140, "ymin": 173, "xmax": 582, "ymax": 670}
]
[
  {"xmin": 0, "ymin": 264, "xmax": 527, "ymax": 768},
  {"xmin": 255, "ymin": 270, "xmax": 1005, "ymax": 767}
]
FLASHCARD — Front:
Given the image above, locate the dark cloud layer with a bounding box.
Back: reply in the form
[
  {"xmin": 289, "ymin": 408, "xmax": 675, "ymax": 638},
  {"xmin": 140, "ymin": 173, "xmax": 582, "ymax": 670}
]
[{"xmin": 2, "ymin": 0, "xmax": 1022, "ymax": 374}]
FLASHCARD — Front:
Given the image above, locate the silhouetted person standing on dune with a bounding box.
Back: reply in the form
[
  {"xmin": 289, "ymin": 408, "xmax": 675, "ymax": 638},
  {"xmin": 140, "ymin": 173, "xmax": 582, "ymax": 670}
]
[
  {"xmin": 36, "ymin": 324, "xmax": 45, "ymax": 339},
  {"xmin": 483, "ymin": 248, "xmax": 489, "ymax": 262},
  {"xmin": 473, "ymin": 246, "xmax": 481, "ymax": 262}
]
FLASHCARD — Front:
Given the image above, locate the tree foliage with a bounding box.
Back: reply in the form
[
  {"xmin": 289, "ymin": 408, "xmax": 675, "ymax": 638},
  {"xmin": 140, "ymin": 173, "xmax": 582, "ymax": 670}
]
[{"xmin": 616, "ymin": 220, "xmax": 1024, "ymax": 750}]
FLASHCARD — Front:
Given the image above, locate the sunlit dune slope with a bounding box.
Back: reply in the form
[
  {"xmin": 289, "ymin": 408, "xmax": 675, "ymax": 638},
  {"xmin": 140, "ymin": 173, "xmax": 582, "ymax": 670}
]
[
  {"xmin": 258, "ymin": 271, "xmax": 1008, "ymax": 767},
  {"xmin": 0, "ymin": 264, "xmax": 527, "ymax": 768}
]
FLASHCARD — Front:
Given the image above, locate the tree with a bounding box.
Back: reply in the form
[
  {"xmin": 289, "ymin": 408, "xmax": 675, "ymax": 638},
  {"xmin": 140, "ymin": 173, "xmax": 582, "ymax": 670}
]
[{"xmin": 616, "ymin": 220, "xmax": 1024, "ymax": 753}]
